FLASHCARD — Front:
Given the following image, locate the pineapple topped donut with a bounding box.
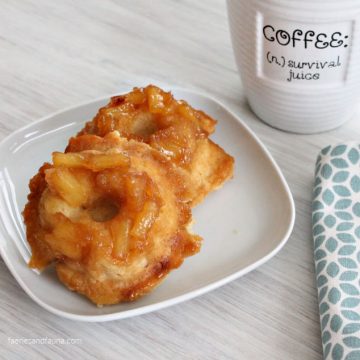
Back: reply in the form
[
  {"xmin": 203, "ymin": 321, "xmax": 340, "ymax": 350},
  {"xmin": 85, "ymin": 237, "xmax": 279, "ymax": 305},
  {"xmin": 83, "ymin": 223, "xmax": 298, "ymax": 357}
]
[
  {"xmin": 23, "ymin": 131, "xmax": 201, "ymax": 305},
  {"xmin": 79, "ymin": 85, "xmax": 234, "ymax": 205}
]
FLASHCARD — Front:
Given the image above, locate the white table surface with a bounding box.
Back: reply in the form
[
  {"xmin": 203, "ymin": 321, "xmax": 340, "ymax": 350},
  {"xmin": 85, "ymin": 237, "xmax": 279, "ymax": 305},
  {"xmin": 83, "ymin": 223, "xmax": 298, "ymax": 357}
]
[{"xmin": 1, "ymin": 1, "xmax": 360, "ymax": 359}]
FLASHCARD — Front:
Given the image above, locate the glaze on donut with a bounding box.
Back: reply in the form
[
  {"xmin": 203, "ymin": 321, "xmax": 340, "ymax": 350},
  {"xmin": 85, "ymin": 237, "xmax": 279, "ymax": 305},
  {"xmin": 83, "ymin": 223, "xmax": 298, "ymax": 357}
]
[
  {"xmin": 79, "ymin": 85, "xmax": 234, "ymax": 205},
  {"xmin": 23, "ymin": 132, "xmax": 201, "ymax": 305}
]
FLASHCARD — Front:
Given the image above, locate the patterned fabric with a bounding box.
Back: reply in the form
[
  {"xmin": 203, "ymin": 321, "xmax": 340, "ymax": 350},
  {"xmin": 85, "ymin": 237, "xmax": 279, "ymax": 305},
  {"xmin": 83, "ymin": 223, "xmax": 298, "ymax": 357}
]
[{"xmin": 312, "ymin": 143, "xmax": 360, "ymax": 360}]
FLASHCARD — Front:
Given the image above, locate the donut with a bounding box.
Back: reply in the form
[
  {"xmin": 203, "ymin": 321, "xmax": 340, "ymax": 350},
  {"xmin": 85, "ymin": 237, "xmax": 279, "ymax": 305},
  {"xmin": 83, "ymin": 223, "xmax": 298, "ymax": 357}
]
[
  {"xmin": 79, "ymin": 85, "xmax": 234, "ymax": 205},
  {"xmin": 23, "ymin": 132, "xmax": 201, "ymax": 305}
]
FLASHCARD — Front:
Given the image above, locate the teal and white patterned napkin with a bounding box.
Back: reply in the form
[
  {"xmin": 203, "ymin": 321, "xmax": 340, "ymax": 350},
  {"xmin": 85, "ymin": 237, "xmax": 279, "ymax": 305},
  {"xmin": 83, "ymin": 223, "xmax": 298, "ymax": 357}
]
[{"xmin": 312, "ymin": 143, "xmax": 360, "ymax": 360}]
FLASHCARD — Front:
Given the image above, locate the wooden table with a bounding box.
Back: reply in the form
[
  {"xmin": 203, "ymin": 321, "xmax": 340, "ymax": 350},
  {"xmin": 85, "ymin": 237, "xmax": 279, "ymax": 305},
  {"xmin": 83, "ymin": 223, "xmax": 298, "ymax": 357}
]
[{"xmin": 1, "ymin": 1, "xmax": 359, "ymax": 359}]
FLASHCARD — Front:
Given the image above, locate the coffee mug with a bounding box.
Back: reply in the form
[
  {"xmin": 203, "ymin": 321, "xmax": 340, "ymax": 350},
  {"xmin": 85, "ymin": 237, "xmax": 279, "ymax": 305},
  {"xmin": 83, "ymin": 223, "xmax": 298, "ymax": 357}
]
[{"xmin": 227, "ymin": 0, "xmax": 360, "ymax": 133}]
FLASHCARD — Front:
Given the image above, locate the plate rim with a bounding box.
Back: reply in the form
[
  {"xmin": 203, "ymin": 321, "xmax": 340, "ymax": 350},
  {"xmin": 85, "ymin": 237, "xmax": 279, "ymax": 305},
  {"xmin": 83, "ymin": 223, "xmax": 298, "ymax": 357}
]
[{"xmin": 0, "ymin": 87, "xmax": 296, "ymax": 322}]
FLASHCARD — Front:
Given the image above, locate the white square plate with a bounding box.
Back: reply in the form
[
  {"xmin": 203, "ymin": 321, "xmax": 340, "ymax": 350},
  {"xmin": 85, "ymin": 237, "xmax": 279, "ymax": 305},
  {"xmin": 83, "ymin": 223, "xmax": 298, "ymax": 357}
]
[{"xmin": 0, "ymin": 88, "xmax": 295, "ymax": 321}]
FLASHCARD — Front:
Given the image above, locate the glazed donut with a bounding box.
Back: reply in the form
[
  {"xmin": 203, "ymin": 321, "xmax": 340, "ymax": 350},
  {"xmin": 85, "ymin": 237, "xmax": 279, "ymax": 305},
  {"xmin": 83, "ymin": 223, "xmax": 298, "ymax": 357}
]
[
  {"xmin": 23, "ymin": 132, "xmax": 201, "ymax": 305},
  {"xmin": 79, "ymin": 85, "xmax": 234, "ymax": 205}
]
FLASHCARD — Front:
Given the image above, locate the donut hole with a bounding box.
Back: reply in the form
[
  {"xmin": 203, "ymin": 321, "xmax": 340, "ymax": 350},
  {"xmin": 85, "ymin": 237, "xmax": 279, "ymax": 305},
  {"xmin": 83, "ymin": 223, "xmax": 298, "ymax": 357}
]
[
  {"xmin": 88, "ymin": 197, "xmax": 120, "ymax": 222},
  {"xmin": 131, "ymin": 112, "xmax": 158, "ymax": 137}
]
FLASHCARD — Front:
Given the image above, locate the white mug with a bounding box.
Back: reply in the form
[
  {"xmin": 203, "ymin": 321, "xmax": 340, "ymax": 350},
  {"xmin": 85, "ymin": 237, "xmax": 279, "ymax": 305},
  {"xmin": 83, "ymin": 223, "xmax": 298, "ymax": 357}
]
[{"xmin": 227, "ymin": 0, "xmax": 360, "ymax": 133}]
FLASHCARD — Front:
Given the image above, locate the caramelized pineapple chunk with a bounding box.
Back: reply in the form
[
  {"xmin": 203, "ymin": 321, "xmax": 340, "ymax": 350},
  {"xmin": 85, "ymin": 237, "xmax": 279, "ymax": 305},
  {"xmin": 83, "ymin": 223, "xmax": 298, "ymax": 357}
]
[
  {"xmin": 124, "ymin": 173, "xmax": 147, "ymax": 211},
  {"xmin": 130, "ymin": 201, "xmax": 159, "ymax": 240},
  {"xmin": 150, "ymin": 123, "xmax": 196, "ymax": 165},
  {"xmin": 45, "ymin": 168, "xmax": 94, "ymax": 208},
  {"xmin": 44, "ymin": 217, "xmax": 86, "ymax": 260},
  {"xmin": 176, "ymin": 103, "xmax": 198, "ymax": 122},
  {"xmin": 125, "ymin": 88, "xmax": 146, "ymax": 105},
  {"xmin": 111, "ymin": 218, "xmax": 131, "ymax": 259},
  {"xmin": 147, "ymin": 85, "xmax": 167, "ymax": 114},
  {"xmin": 53, "ymin": 151, "xmax": 129, "ymax": 171},
  {"xmin": 40, "ymin": 190, "xmax": 82, "ymax": 226}
]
